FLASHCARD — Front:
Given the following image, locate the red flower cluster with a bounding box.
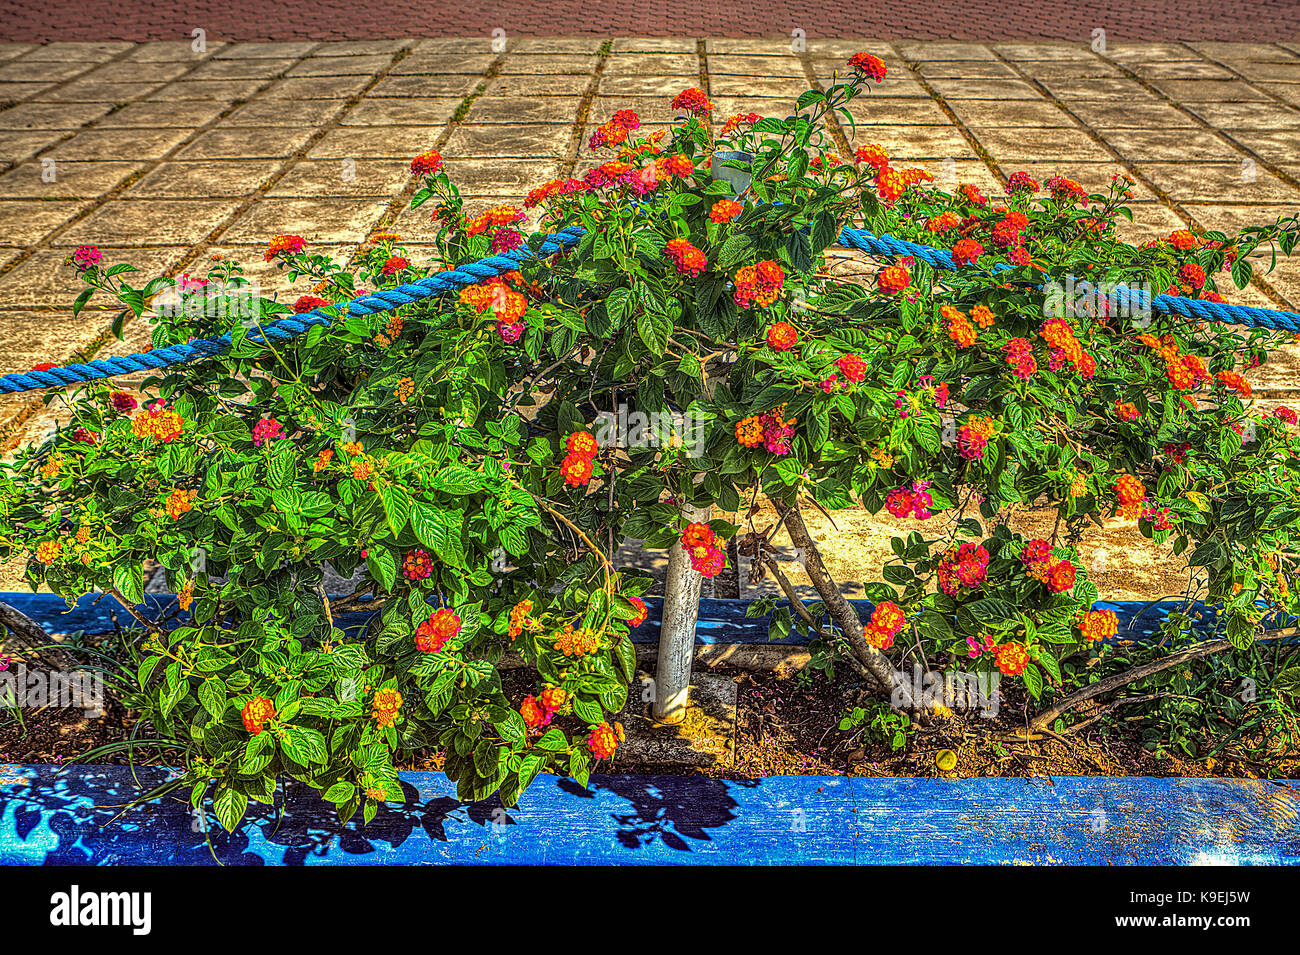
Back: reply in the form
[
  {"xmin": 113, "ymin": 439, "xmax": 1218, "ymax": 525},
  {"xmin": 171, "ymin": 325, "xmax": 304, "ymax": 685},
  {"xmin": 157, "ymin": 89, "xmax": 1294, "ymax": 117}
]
[
  {"xmin": 734, "ymin": 260, "xmax": 784, "ymax": 308},
  {"xmin": 681, "ymin": 521, "xmax": 726, "ymax": 578},
  {"xmin": 402, "ymin": 548, "xmax": 433, "ymax": 581},
  {"xmin": 381, "ymin": 255, "xmax": 410, "ymax": 276},
  {"xmin": 835, "ymin": 354, "xmax": 868, "ymax": 383},
  {"xmin": 1005, "ymin": 171, "xmax": 1039, "ymax": 196},
  {"xmin": 1002, "ymin": 337, "xmax": 1037, "ymax": 379},
  {"xmin": 1045, "ymin": 176, "xmax": 1086, "ymax": 203},
  {"xmin": 951, "ymin": 238, "xmax": 984, "ymax": 267},
  {"xmin": 1019, "ymin": 540, "xmax": 1050, "ymax": 569},
  {"xmin": 671, "ymin": 87, "xmax": 713, "ymax": 115},
  {"xmin": 416, "ymin": 608, "xmax": 461, "ymax": 652},
  {"xmin": 848, "ymin": 52, "xmax": 887, "ymax": 82},
  {"xmin": 561, "ymin": 430, "xmax": 598, "ymax": 487},
  {"xmin": 937, "ymin": 543, "xmax": 989, "ymax": 596},
  {"xmin": 293, "ymin": 295, "xmax": 331, "ymax": 314},
  {"xmin": 666, "ymin": 237, "xmax": 707, "ymax": 277},
  {"xmin": 1178, "ymin": 263, "xmax": 1207, "ymax": 290}
]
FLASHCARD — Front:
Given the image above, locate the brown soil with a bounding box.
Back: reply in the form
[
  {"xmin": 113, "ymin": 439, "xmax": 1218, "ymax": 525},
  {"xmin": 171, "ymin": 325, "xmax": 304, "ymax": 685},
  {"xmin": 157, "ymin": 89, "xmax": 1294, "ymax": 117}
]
[{"xmin": 3, "ymin": 657, "xmax": 1294, "ymax": 781}]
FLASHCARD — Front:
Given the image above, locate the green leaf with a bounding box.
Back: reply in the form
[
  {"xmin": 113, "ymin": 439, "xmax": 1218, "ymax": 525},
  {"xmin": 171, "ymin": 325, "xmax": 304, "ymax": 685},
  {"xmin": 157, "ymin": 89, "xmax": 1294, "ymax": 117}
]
[
  {"xmin": 113, "ymin": 561, "xmax": 145, "ymax": 605},
  {"xmin": 213, "ymin": 786, "xmax": 249, "ymax": 833}
]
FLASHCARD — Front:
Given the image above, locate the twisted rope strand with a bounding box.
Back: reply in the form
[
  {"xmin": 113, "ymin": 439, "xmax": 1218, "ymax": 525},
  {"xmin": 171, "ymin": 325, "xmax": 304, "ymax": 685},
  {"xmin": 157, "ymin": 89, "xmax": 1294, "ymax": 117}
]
[{"xmin": 4, "ymin": 221, "xmax": 1297, "ymax": 395}]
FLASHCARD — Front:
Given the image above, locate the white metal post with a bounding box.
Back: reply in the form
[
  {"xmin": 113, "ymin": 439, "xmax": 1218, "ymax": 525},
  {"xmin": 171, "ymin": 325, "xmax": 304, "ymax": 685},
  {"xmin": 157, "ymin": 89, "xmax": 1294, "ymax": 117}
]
[{"xmin": 652, "ymin": 503, "xmax": 710, "ymax": 724}]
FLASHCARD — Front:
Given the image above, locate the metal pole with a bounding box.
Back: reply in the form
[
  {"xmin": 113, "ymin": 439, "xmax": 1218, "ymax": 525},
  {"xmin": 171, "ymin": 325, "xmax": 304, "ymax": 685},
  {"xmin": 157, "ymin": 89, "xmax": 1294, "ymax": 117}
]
[{"xmin": 652, "ymin": 503, "xmax": 710, "ymax": 724}]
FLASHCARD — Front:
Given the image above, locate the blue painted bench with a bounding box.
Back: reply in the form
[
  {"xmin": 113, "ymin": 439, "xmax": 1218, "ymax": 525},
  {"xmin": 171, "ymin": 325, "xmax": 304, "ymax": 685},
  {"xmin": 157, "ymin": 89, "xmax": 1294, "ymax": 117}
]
[{"xmin": 0, "ymin": 764, "xmax": 1294, "ymax": 865}]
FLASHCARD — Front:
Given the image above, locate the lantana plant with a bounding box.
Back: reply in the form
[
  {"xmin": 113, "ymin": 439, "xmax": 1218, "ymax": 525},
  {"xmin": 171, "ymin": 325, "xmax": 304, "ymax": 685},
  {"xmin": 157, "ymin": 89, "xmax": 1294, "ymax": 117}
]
[{"xmin": 4, "ymin": 50, "xmax": 1300, "ymax": 828}]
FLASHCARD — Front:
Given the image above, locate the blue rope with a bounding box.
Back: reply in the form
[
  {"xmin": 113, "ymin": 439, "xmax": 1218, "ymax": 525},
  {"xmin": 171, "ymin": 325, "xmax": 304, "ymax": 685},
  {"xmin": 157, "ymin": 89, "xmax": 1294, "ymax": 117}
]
[
  {"xmin": 4, "ymin": 222, "xmax": 1297, "ymax": 395},
  {"xmin": 837, "ymin": 228, "xmax": 1300, "ymax": 334}
]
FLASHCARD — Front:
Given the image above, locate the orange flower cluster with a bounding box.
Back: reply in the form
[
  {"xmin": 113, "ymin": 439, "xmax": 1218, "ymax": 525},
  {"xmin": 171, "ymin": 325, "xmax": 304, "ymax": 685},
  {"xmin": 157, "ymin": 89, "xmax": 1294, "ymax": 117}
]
[
  {"xmin": 1137, "ymin": 333, "xmax": 1209, "ymax": 391},
  {"xmin": 132, "ymin": 404, "xmax": 185, "ymax": 443},
  {"xmin": 1113, "ymin": 400, "xmax": 1139, "ymax": 422},
  {"xmin": 926, "ymin": 211, "xmax": 960, "ymax": 233},
  {"xmin": 993, "ymin": 642, "xmax": 1030, "ymax": 676},
  {"xmin": 1169, "ymin": 229, "xmax": 1199, "ymax": 250},
  {"xmin": 36, "ymin": 540, "xmax": 60, "ymax": 565},
  {"xmin": 1216, "ymin": 370, "xmax": 1252, "ymax": 397},
  {"xmin": 314, "ymin": 448, "xmax": 333, "ymax": 472},
  {"xmin": 970, "ymin": 304, "xmax": 995, "ymax": 329},
  {"xmin": 734, "ymin": 260, "xmax": 784, "ymax": 308},
  {"xmin": 765, "ymin": 321, "xmax": 798, "ymax": 352},
  {"xmin": 416, "ymin": 608, "xmax": 461, "ymax": 653},
  {"xmin": 41, "ymin": 454, "xmax": 62, "ymax": 480},
  {"xmin": 466, "ymin": 205, "xmax": 525, "ymax": 236},
  {"xmin": 264, "ymin": 234, "xmax": 305, "ymax": 261},
  {"xmin": 720, "ymin": 111, "xmax": 760, "ymax": 136},
  {"xmin": 372, "ymin": 687, "xmax": 403, "ymax": 728},
  {"xmin": 587, "ymin": 720, "xmax": 623, "ymax": 759},
  {"xmin": 561, "ymin": 430, "xmax": 598, "ymax": 487},
  {"xmin": 854, "ymin": 144, "xmax": 889, "ymax": 173},
  {"xmin": 1040, "ymin": 318, "xmax": 1096, "ymax": 378},
  {"xmin": 656, "ymin": 154, "xmax": 696, "ymax": 179},
  {"xmin": 508, "ymin": 598, "xmax": 534, "ymax": 639},
  {"xmin": 395, "ymin": 377, "xmax": 415, "ymax": 404},
  {"xmin": 666, "ymin": 237, "xmax": 707, "ymax": 277},
  {"xmin": 709, "ymin": 199, "xmax": 743, "ymax": 222},
  {"xmin": 166, "ymin": 488, "xmax": 197, "ymax": 521},
  {"xmin": 410, "ymin": 150, "xmax": 444, "ymax": 176},
  {"xmin": 942, "ymin": 305, "xmax": 976, "ymax": 348},
  {"xmin": 735, "ymin": 416, "xmax": 764, "ymax": 447},
  {"xmin": 865, "ymin": 600, "xmax": 906, "ymax": 650},
  {"xmin": 1077, "ymin": 609, "xmax": 1118, "ymax": 642},
  {"xmin": 555, "ymin": 623, "xmax": 599, "ymax": 657},
  {"xmin": 876, "ymin": 265, "xmax": 910, "ymax": 294},
  {"xmin": 242, "ymin": 697, "xmax": 275, "ymax": 735},
  {"xmin": 1115, "ymin": 474, "xmax": 1147, "ymax": 518},
  {"xmin": 459, "ymin": 278, "xmax": 527, "ymax": 324}
]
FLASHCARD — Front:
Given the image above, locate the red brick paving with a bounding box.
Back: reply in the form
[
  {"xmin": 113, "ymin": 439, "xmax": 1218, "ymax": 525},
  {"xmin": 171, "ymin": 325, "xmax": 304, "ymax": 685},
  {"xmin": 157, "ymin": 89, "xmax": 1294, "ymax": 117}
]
[{"xmin": 1, "ymin": 0, "xmax": 1299, "ymax": 42}]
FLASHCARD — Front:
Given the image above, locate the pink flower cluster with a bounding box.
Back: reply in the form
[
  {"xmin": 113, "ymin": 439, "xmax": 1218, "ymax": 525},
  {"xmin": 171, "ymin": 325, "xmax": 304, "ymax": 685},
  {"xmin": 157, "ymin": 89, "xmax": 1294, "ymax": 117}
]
[{"xmin": 885, "ymin": 481, "xmax": 933, "ymax": 520}]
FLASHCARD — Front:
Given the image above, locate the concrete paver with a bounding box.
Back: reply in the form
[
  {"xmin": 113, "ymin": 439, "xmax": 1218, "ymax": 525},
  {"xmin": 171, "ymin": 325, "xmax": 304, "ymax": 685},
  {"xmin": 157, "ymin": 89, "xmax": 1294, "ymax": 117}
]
[{"xmin": 0, "ymin": 35, "xmax": 1296, "ymax": 450}]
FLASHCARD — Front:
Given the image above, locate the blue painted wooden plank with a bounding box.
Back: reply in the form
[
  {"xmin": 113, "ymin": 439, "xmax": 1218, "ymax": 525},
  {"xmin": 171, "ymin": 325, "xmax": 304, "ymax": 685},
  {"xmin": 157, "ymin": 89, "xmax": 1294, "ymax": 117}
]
[
  {"xmin": 850, "ymin": 776, "xmax": 1300, "ymax": 865},
  {"xmin": 4, "ymin": 591, "xmax": 1291, "ymax": 647},
  {"xmin": 0, "ymin": 764, "xmax": 856, "ymax": 866},
  {"xmin": 0, "ymin": 765, "xmax": 1295, "ymax": 865}
]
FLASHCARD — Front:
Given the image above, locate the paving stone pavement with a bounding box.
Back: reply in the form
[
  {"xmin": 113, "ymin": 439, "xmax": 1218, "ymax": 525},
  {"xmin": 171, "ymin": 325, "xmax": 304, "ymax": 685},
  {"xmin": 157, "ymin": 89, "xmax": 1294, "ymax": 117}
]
[{"xmin": 0, "ymin": 36, "xmax": 1299, "ymax": 444}]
